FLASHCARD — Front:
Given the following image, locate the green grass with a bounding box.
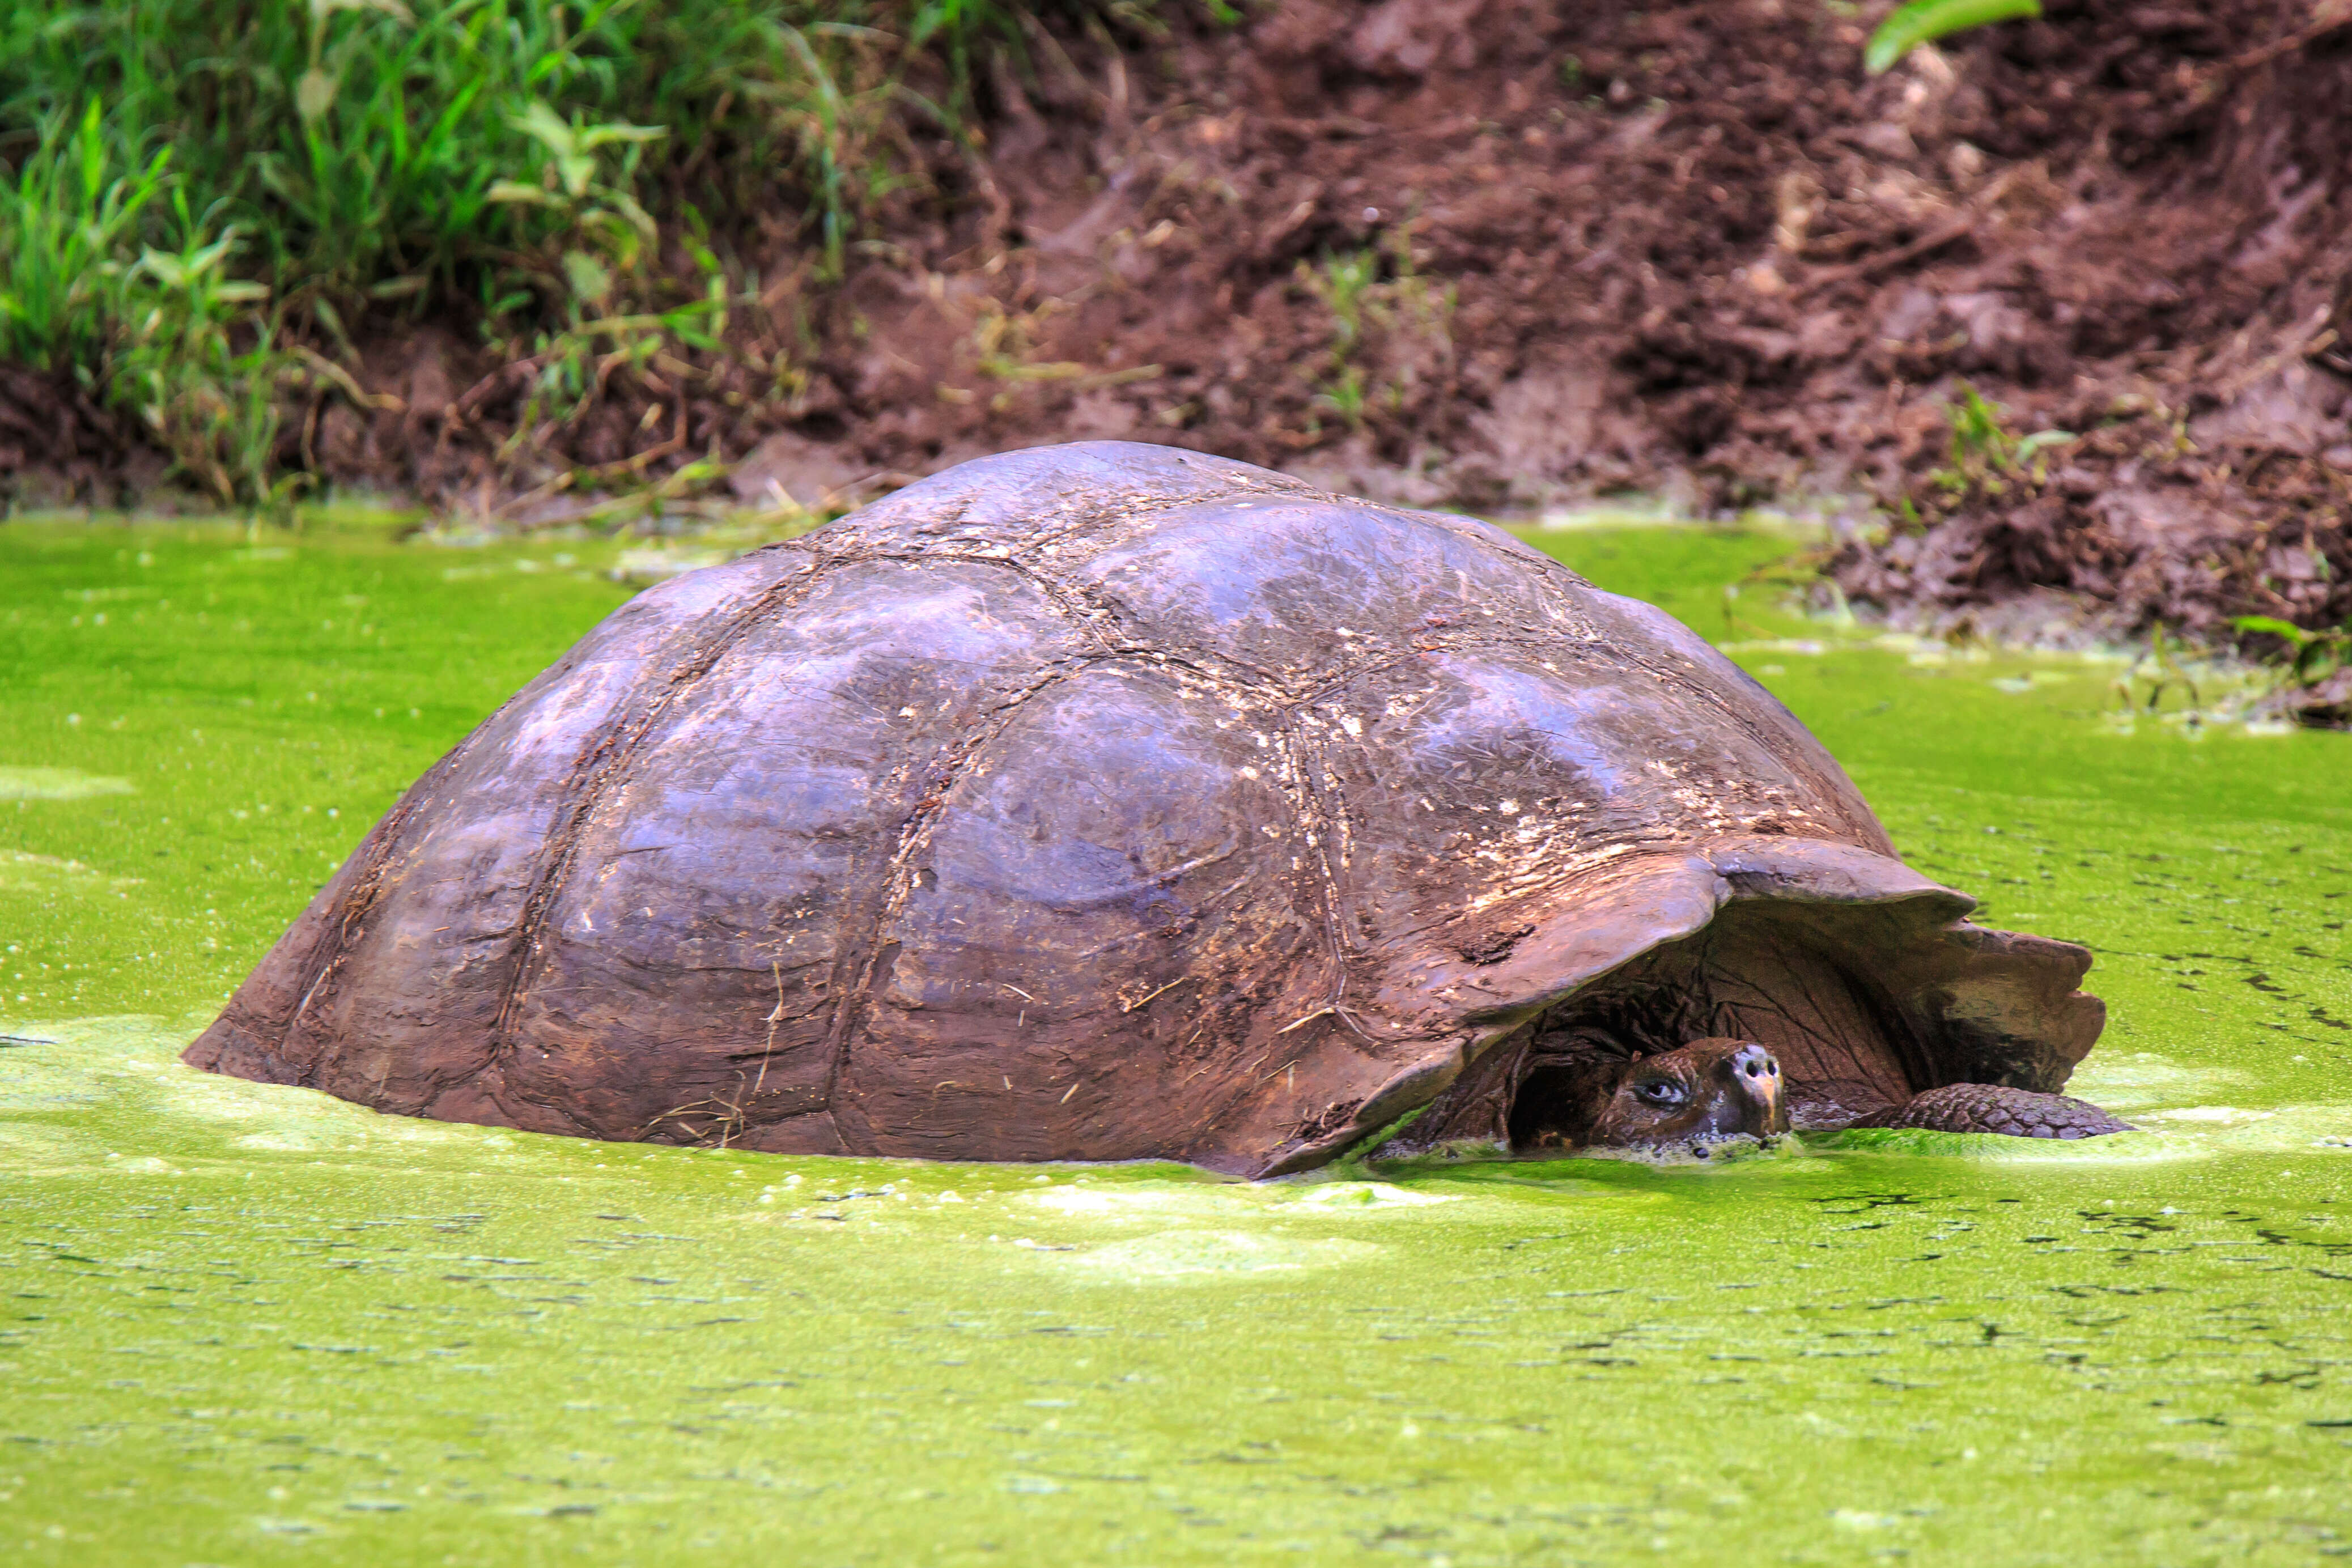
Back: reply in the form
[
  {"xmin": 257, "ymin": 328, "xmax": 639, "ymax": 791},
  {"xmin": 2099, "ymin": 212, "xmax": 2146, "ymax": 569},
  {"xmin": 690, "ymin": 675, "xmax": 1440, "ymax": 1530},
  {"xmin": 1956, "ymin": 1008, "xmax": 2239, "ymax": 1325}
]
[
  {"xmin": 1865, "ymin": 0, "xmax": 2043, "ymax": 75},
  {"xmin": 0, "ymin": 0, "xmax": 1150, "ymax": 505}
]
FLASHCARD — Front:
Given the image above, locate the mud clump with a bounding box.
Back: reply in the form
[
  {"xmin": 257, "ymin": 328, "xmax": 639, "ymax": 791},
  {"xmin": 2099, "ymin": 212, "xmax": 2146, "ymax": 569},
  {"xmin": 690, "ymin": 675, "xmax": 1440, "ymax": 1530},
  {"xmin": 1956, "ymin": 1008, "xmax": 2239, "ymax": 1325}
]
[{"xmin": 6, "ymin": 1, "xmax": 2348, "ymax": 653}]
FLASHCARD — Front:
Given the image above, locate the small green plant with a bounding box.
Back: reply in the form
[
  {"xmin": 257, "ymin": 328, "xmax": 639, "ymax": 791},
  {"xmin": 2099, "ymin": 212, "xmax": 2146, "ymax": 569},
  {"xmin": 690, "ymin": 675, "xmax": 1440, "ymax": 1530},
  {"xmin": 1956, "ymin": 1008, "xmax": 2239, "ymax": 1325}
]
[
  {"xmin": 114, "ymin": 216, "xmax": 302, "ymax": 515},
  {"xmin": 1319, "ymin": 363, "xmax": 1368, "ymax": 427},
  {"xmin": 0, "ymin": 97, "xmax": 172, "ymax": 371},
  {"xmin": 2231, "ymin": 614, "xmax": 2350, "ymax": 709},
  {"xmin": 1929, "ymin": 381, "xmax": 2073, "ymax": 499},
  {"xmin": 1300, "ymin": 231, "xmax": 1456, "ymax": 430},
  {"xmin": 2113, "ymin": 623, "xmax": 2202, "ymax": 716},
  {"xmin": 485, "ymin": 96, "xmax": 673, "ymax": 419},
  {"xmin": 0, "ymin": 101, "xmax": 307, "ymax": 512},
  {"xmin": 1865, "ymin": 0, "xmax": 2042, "ymax": 75},
  {"xmin": 1302, "ymin": 247, "xmax": 1376, "ymax": 427}
]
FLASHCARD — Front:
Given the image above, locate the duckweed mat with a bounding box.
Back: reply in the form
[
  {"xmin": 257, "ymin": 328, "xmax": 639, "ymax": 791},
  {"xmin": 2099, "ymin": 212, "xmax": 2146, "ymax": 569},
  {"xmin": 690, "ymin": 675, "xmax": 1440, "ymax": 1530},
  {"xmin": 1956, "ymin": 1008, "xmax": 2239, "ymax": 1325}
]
[{"xmin": 2, "ymin": 520, "xmax": 2347, "ymax": 1566}]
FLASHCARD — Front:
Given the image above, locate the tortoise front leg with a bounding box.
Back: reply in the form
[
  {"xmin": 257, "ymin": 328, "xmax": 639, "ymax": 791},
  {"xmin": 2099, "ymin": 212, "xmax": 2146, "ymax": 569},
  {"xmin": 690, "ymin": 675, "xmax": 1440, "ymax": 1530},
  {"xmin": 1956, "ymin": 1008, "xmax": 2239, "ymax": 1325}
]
[{"xmin": 1850, "ymin": 1083, "xmax": 2133, "ymax": 1138}]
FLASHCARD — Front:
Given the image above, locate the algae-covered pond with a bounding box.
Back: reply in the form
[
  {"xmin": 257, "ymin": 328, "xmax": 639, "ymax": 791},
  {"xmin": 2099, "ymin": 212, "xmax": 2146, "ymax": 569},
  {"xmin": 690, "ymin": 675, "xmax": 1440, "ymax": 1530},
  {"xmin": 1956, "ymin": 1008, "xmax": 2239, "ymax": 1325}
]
[{"xmin": 3, "ymin": 519, "xmax": 2349, "ymax": 1566}]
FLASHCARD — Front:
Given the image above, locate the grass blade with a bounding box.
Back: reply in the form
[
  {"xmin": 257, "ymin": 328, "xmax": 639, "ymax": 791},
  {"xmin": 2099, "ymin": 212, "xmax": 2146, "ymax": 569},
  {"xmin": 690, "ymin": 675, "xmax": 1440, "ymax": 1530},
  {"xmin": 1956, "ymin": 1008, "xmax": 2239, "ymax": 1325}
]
[{"xmin": 1865, "ymin": 0, "xmax": 2041, "ymax": 75}]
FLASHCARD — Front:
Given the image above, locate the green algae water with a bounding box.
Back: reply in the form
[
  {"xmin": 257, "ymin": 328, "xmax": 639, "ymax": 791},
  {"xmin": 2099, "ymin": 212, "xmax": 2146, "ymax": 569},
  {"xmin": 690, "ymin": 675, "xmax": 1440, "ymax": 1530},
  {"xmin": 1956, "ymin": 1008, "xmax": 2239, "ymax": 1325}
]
[{"xmin": 2, "ymin": 519, "xmax": 2348, "ymax": 1566}]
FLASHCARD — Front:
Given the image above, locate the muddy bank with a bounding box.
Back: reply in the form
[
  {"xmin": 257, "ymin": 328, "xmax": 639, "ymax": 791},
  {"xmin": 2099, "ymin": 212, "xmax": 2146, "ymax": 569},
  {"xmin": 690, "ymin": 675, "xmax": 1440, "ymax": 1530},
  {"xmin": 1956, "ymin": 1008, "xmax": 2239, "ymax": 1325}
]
[{"xmin": 6, "ymin": 0, "xmax": 2349, "ymax": 652}]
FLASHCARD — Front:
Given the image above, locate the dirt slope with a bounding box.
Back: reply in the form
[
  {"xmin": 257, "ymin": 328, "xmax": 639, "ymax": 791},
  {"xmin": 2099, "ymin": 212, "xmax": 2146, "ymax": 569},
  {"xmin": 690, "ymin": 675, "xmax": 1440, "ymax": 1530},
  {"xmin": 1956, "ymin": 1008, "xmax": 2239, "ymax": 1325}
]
[{"xmin": 7, "ymin": 1, "xmax": 2349, "ymax": 649}]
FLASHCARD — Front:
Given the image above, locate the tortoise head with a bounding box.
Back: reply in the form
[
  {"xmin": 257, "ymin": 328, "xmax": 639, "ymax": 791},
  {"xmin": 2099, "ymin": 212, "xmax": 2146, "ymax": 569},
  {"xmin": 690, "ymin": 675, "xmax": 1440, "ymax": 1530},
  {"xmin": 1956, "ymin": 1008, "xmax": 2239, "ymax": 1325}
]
[{"xmin": 1585, "ymin": 1037, "xmax": 1788, "ymax": 1155}]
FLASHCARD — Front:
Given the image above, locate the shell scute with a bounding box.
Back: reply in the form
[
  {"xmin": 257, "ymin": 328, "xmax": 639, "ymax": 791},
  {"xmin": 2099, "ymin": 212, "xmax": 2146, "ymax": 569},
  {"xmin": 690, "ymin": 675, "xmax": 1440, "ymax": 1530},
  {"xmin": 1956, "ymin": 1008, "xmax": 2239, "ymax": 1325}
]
[
  {"xmin": 490, "ymin": 556, "xmax": 1092, "ymax": 1143},
  {"xmin": 186, "ymin": 547, "xmax": 803, "ymax": 1111},
  {"xmin": 1072, "ymin": 496, "xmax": 1582, "ymax": 682},
  {"xmin": 846, "ymin": 664, "xmax": 1324, "ymax": 1162}
]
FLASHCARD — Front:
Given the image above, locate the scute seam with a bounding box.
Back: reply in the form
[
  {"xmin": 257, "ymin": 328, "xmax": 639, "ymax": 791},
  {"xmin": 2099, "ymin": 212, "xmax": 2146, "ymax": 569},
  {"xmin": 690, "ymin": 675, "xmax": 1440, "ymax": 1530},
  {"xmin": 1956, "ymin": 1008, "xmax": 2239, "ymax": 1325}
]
[
  {"xmin": 814, "ymin": 656, "xmax": 1100, "ymax": 1148},
  {"xmin": 278, "ymin": 681, "xmax": 539, "ymax": 1087},
  {"xmin": 815, "ymin": 639, "xmax": 1298, "ymax": 1149},
  {"xmin": 486, "ymin": 551, "xmax": 829, "ymax": 1062}
]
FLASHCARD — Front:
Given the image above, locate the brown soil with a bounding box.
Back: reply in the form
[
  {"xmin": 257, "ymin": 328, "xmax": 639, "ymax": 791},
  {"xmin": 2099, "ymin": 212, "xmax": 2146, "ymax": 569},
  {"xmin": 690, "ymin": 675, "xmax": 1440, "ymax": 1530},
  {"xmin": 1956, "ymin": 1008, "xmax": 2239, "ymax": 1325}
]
[
  {"xmin": 0, "ymin": 366, "xmax": 147, "ymax": 500},
  {"xmin": 7, "ymin": 1, "xmax": 2350, "ymax": 655}
]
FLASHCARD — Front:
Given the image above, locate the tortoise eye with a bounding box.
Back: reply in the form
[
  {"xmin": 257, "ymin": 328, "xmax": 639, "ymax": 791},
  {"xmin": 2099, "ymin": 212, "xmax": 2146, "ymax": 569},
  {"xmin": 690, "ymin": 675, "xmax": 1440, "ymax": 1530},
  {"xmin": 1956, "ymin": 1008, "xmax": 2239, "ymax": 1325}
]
[{"xmin": 1633, "ymin": 1078, "xmax": 1687, "ymax": 1108}]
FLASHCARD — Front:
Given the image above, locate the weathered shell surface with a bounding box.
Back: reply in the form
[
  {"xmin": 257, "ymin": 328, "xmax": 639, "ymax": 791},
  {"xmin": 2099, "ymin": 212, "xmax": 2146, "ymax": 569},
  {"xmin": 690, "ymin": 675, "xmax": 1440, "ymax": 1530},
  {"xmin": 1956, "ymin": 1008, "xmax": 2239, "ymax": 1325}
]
[{"xmin": 186, "ymin": 442, "xmax": 2103, "ymax": 1174}]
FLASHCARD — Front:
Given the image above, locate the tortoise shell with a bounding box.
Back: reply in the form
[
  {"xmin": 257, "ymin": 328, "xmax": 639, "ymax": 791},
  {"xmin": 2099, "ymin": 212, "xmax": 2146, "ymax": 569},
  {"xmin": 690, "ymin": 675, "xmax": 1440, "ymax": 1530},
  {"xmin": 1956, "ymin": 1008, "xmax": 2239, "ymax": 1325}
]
[{"xmin": 186, "ymin": 442, "xmax": 2104, "ymax": 1175}]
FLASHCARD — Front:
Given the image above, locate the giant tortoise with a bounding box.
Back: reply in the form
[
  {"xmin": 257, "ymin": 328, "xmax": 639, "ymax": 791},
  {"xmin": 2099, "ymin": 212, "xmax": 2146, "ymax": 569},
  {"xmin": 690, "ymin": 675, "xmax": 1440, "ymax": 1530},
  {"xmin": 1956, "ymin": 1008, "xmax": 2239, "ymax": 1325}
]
[{"xmin": 185, "ymin": 442, "xmax": 2121, "ymax": 1173}]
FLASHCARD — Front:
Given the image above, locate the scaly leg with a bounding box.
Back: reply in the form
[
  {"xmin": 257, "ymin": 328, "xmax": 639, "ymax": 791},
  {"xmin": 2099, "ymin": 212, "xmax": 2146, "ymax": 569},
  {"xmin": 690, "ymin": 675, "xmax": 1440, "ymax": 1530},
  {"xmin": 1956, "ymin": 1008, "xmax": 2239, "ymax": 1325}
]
[{"xmin": 1851, "ymin": 1083, "xmax": 2132, "ymax": 1139}]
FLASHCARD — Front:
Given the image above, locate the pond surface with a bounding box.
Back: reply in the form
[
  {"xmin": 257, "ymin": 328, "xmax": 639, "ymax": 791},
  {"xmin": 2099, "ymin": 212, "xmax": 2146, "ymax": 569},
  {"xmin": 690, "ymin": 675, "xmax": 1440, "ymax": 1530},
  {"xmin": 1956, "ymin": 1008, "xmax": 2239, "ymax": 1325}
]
[{"xmin": 2, "ymin": 519, "xmax": 2348, "ymax": 1566}]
